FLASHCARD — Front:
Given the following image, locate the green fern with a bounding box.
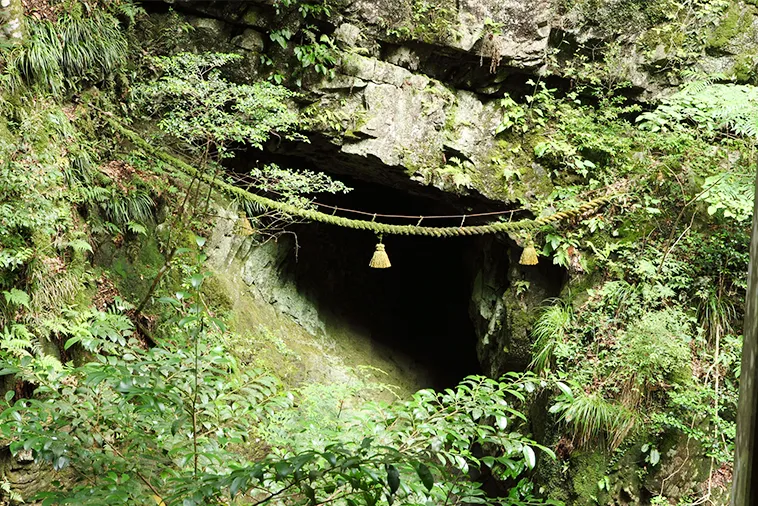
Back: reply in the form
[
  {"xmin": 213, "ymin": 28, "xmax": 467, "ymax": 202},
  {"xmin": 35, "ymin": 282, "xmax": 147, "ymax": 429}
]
[
  {"xmin": 66, "ymin": 238, "xmax": 93, "ymax": 254},
  {"xmin": 113, "ymin": 1, "xmax": 147, "ymax": 25},
  {"xmin": 59, "ymin": 12, "xmax": 126, "ymax": 84},
  {"xmin": 64, "ymin": 147, "xmax": 97, "ymax": 188},
  {"xmin": 637, "ymin": 82, "xmax": 758, "ymax": 138},
  {"xmin": 15, "ymin": 20, "xmax": 65, "ymax": 94},
  {"xmin": 125, "ymin": 221, "xmax": 147, "ymax": 236},
  {"xmin": 3, "ymin": 288, "xmax": 30, "ymax": 309},
  {"xmin": 0, "ymin": 323, "xmax": 42, "ymax": 357},
  {"xmin": 29, "ymin": 264, "xmax": 83, "ymax": 314},
  {"xmin": 1, "ymin": 288, "xmax": 30, "ymax": 327},
  {"xmin": 696, "ymin": 286, "xmax": 736, "ymax": 343},
  {"xmin": 78, "ymin": 185, "xmax": 110, "ymax": 204},
  {"xmin": 34, "ymin": 353, "xmax": 63, "ymax": 372}
]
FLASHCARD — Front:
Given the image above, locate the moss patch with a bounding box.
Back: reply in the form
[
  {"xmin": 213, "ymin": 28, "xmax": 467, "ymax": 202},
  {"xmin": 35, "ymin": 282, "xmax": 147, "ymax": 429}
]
[
  {"xmin": 210, "ymin": 258, "xmax": 423, "ymax": 398},
  {"xmin": 706, "ymin": 3, "xmax": 752, "ymax": 52},
  {"xmin": 570, "ymin": 450, "xmax": 609, "ymax": 505},
  {"xmin": 731, "ymin": 52, "xmax": 758, "ymax": 83},
  {"xmin": 381, "ymin": 0, "xmax": 459, "ymax": 45},
  {"xmin": 483, "ymin": 136, "xmax": 554, "ymax": 205},
  {"xmin": 105, "ymin": 235, "xmax": 165, "ymax": 303}
]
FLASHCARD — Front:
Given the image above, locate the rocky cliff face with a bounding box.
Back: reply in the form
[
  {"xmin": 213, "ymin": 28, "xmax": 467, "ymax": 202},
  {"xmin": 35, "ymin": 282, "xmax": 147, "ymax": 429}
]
[
  {"xmin": 137, "ymin": 1, "xmax": 752, "ymax": 503},
  {"xmin": 153, "ymin": 0, "xmax": 758, "ymax": 211},
  {"xmin": 152, "ymin": 0, "xmax": 758, "ymax": 396},
  {"xmin": 145, "ymin": 0, "xmax": 575, "ymax": 382},
  {"xmin": 170, "ymin": 0, "xmax": 758, "ymax": 94}
]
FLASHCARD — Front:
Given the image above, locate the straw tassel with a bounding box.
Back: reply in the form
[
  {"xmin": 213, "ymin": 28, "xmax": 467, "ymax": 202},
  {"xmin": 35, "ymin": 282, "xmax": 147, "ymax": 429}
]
[
  {"xmin": 519, "ymin": 238, "xmax": 539, "ymax": 266},
  {"xmin": 234, "ymin": 213, "xmax": 255, "ymax": 237},
  {"xmin": 369, "ymin": 240, "xmax": 391, "ymax": 268}
]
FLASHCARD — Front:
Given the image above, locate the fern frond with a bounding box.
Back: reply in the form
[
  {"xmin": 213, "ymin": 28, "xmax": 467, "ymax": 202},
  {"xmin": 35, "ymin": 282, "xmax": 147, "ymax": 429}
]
[
  {"xmin": 65, "ymin": 147, "xmax": 97, "ymax": 188},
  {"xmin": 29, "ymin": 264, "xmax": 83, "ymax": 314},
  {"xmin": 3, "ymin": 288, "xmax": 30, "ymax": 309},
  {"xmin": 0, "ymin": 323, "xmax": 40, "ymax": 357},
  {"xmin": 34, "ymin": 354, "xmax": 63, "ymax": 372},
  {"xmin": 78, "ymin": 185, "xmax": 110, "ymax": 204},
  {"xmin": 18, "ymin": 20, "xmax": 65, "ymax": 94}
]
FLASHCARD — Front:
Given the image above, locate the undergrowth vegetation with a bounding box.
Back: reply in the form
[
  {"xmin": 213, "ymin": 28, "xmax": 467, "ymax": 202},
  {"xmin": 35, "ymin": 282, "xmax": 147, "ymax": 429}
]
[
  {"xmin": 0, "ymin": 0, "xmax": 755, "ymax": 504},
  {"xmin": 508, "ymin": 65, "xmax": 752, "ymax": 504},
  {"xmin": 0, "ymin": 4, "xmax": 555, "ymax": 505}
]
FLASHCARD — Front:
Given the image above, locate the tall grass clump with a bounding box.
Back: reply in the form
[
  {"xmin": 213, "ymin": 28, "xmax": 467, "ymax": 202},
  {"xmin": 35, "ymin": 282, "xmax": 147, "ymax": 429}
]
[
  {"xmin": 3, "ymin": 9, "xmax": 126, "ymax": 95},
  {"xmin": 531, "ymin": 298, "xmax": 573, "ymax": 374},
  {"xmin": 554, "ymin": 389, "xmax": 637, "ymax": 449}
]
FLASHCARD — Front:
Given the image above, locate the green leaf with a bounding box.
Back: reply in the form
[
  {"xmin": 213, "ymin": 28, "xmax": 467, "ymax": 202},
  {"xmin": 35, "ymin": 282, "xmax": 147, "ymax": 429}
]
[
  {"xmin": 171, "ymin": 416, "xmax": 185, "ymax": 436},
  {"xmin": 302, "ymin": 484, "xmax": 316, "ymax": 504},
  {"xmin": 126, "ymin": 221, "xmax": 147, "ymax": 235},
  {"xmin": 157, "ymin": 297, "xmax": 179, "ymax": 306},
  {"xmin": 251, "ymin": 463, "xmax": 265, "ymax": 480},
  {"xmin": 274, "ymin": 461, "xmax": 293, "ymax": 479},
  {"xmin": 556, "ymin": 381, "xmax": 573, "ymax": 399},
  {"xmin": 230, "ymin": 476, "xmax": 246, "ymax": 497},
  {"xmin": 64, "ymin": 336, "xmax": 81, "ymax": 350},
  {"xmin": 386, "ymin": 465, "xmax": 400, "ymax": 495},
  {"xmin": 178, "ymin": 316, "xmax": 198, "ymax": 327},
  {"xmin": 416, "ymin": 463, "xmax": 434, "ymax": 491},
  {"xmin": 189, "ymin": 274, "xmax": 204, "ymax": 289},
  {"xmin": 208, "ymin": 317, "xmax": 227, "ymax": 333},
  {"xmin": 67, "ymin": 239, "xmax": 93, "ymax": 253},
  {"xmin": 522, "ymin": 445, "xmax": 536, "ymax": 469},
  {"xmin": 649, "ymin": 448, "xmax": 660, "ymax": 466}
]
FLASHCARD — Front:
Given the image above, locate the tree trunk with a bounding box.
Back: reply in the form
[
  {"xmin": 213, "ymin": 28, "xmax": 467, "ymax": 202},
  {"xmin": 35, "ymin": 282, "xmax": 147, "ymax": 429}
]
[
  {"xmin": 0, "ymin": 0, "xmax": 24, "ymax": 43},
  {"xmin": 731, "ymin": 170, "xmax": 758, "ymax": 505}
]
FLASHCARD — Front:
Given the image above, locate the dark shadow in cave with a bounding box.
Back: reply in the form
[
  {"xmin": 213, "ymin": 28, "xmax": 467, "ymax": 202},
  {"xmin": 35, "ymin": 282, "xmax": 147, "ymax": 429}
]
[{"xmin": 274, "ymin": 175, "xmax": 488, "ymax": 390}]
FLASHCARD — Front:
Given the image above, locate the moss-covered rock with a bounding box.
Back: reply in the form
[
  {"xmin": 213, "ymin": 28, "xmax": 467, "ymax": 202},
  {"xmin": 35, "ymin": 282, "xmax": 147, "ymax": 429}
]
[
  {"xmin": 706, "ymin": 3, "xmax": 755, "ymax": 53},
  {"xmin": 0, "ymin": 0, "xmax": 24, "ymax": 42},
  {"xmin": 570, "ymin": 450, "xmax": 609, "ymax": 505},
  {"xmin": 468, "ymin": 236, "xmax": 564, "ymax": 377},
  {"xmin": 731, "ymin": 52, "xmax": 758, "ymax": 82},
  {"xmin": 205, "ymin": 203, "xmax": 428, "ymax": 396}
]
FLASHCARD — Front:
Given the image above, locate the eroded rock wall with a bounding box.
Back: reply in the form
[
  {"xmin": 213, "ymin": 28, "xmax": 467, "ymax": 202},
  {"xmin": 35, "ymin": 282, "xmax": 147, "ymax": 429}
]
[{"xmin": 137, "ymin": 3, "xmax": 751, "ymax": 503}]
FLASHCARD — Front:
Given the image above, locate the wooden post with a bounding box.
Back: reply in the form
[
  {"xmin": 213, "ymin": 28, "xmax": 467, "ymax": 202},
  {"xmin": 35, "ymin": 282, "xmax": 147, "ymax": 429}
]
[{"xmin": 731, "ymin": 171, "xmax": 758, "ymax": 505}]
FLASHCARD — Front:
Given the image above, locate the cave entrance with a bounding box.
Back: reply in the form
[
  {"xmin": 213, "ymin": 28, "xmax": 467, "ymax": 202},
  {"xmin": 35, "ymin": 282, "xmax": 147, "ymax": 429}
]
[{"xmin": 276, "ymin": 177, "xmax": 489, "ymax": 391}]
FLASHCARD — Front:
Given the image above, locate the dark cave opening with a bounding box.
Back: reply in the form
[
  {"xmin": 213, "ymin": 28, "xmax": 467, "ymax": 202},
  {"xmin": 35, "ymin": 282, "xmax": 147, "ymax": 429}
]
[{"xmin": 270, "ymin": 175, "xmax": 491, "ymax": 390}]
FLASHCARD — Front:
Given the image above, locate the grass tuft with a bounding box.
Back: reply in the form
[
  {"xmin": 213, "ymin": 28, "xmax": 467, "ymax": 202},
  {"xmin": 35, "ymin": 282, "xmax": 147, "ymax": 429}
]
[
  {"xmin": 560, "ymin": 391, "xmax": 637, "ymax": 449},
  {"xmin": 2, "ymin": 10, "xmax": 127, "ymax": 95},
  {"xmin": 530, "ymin": 298, "xmax": 572, "ymax": 374}
]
